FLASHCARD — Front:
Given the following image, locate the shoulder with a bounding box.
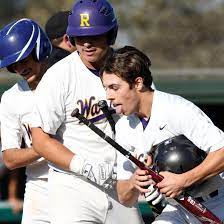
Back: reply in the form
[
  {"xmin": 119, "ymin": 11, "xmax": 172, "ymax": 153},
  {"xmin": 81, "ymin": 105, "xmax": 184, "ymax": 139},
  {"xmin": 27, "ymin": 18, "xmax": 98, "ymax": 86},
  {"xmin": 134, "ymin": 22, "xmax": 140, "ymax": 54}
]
[
  {"xmin": 155, "ymin": 90, "xmax": 190, "ymax": 105},
  {"xmin": 42, "ymin": 51, "xmax": 81, "ymax": 82},
  {"xmin": 47, "ymin": 47, "xmax": 70, "ymax": 68},
  {"xmin": 116, "ymin": 114, "xmax": 140, "ymax": 131},
  {"xmin": 154, "ymin": 90, "xmax": 196, "ymax": 114},
  {"xmin": 151, "ymin": 91, "xmax": 202, "ymax": 133},
  {"xmin": 1, "ymin": 82, "xmax": 19, "ymax": 114},
  {"xmin": 1, "ymin": 80, "xmax": 27, "ymax": 101}
]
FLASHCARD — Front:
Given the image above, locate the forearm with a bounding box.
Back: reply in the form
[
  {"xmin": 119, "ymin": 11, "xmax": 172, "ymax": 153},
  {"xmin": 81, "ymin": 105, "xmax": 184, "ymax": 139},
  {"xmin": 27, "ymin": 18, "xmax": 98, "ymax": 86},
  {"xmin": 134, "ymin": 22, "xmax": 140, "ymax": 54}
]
[
  {"xmin": 183, "ymin": 147, "xmax": 224, "ymax": 187},
  {"xmin": 116, "ymin": 179, "xmax": 140, "ymax": 207},
  {"xmin": 31, "ymin": 127, "xmax": 74, "ymax": 171},
  {"xmin": 8, "ymin": 170, "xmax": 19, "ymax": 199},
  {"xmin": 2, "ymin": 147, "xmax": 40, "ymax": 170}
]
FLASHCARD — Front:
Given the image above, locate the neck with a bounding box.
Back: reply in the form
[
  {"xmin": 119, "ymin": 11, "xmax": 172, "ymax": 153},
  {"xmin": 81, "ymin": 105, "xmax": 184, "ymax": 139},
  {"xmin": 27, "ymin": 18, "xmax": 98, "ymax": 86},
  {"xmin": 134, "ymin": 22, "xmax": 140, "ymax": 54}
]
[
  {"xmin": 57, "ymin": 42, "xmax": 71, "ymax": 53},
  {"xmin": 84, "ymin": 60, "xmax": 103, "ymax": 70},
  {"xmin": 136, "ymin": 90, "xmax": 154, "ymax": 119}
]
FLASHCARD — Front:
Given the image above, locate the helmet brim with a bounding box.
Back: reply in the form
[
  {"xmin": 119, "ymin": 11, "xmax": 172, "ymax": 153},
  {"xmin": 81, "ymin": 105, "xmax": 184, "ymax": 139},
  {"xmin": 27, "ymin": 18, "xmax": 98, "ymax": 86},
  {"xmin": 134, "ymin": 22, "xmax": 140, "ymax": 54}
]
[{"xmin": 67, "ymin": 25, "xmax": 115, "ymax": 37}]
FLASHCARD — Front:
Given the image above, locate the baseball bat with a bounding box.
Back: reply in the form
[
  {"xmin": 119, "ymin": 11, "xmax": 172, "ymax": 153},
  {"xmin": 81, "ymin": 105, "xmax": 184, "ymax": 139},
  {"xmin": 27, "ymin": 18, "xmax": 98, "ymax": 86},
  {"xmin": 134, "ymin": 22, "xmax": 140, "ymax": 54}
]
[
  {"xmin": 98, "ymin": 100, "xmax": 116, "ymax": 135},
  {"xmin": 71, "ymin": 108, "xmax": 223, "ymax": 224}
]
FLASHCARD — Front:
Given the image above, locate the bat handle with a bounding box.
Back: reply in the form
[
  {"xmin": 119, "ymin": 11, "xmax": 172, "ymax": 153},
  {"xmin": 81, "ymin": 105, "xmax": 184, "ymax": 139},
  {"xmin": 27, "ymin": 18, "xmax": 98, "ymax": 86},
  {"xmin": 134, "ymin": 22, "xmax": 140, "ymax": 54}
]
[
  {"xmin": 131, "ymin": 156, "xmax": 163, "ymax": 182},
  {"xmin": 71, "ymin": 108, "xmax": 80, "ymax": 118}
]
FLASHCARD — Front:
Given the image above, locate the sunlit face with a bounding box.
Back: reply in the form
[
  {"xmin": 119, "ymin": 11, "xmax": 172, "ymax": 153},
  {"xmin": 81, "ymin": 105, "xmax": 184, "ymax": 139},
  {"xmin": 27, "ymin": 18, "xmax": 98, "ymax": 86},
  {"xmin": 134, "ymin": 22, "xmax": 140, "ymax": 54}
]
[
  {"xmin": 75, "ymin": 35, "xmax": 109, "ymax": 69},
  {"xmin": 9, "ymin": 55, "xmax": 42, "ymax": 86},
  {"xmin": 102, "ymin": 72, "xmax": 140, "ymax": 116}
]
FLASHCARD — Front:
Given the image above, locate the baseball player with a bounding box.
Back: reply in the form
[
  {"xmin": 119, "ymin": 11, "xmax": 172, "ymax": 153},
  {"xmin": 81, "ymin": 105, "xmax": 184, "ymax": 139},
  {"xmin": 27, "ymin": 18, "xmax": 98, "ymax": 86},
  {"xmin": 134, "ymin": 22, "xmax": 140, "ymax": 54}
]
[
  {"xmin": 101, "ymin": 46, "xmax": 224, "ymax": 223},
  {"xmin": 31, "ymin": 1, "xmax": 144, "ymax": 224},
  {"xmin": 0, "ymin": 19, "xmax": 52, "ymax": 223}
]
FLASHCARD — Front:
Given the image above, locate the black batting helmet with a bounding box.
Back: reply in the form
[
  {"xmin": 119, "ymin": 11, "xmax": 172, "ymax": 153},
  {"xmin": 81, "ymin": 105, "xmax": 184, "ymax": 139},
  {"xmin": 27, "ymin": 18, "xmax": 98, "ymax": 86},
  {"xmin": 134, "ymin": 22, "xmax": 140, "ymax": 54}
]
[{"xmin": 152, "ymin": 135, "xmax": 207, "ymax": 174}]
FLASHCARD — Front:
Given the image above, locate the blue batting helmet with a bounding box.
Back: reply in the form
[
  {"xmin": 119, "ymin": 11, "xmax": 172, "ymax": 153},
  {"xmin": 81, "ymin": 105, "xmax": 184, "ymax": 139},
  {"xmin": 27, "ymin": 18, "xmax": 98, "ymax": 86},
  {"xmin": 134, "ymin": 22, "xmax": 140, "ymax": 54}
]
[
  {"xmin": 0, "ymin": 18, "xmax": 52, "ymax": 72},
  {"xmin": 67, "ymin": 0, "xmax": 118, "ymax": 45}
]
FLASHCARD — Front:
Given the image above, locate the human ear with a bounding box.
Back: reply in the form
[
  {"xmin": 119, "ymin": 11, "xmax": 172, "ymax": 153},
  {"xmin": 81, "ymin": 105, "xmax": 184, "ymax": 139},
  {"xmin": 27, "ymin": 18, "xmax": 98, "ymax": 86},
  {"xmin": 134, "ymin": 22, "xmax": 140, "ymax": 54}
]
[{"xmin": 135, "ymin": 77, "xmax": 144, "ymax": 90}]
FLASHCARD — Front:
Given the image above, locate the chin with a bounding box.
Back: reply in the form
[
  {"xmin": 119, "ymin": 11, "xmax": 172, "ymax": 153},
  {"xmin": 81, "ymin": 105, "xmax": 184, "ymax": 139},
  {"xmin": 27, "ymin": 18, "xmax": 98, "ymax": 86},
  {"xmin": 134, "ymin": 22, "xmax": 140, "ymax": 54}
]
[
  {"xmin": 27, "ymin": 75, "xmax": 38, "ymax": 83},
  {"xmin": 123, "ymin": 111, "xmax": 130, "ymax": 116},
  {"xmin": 84, "ymin": 56, "xmax": 98, "ymax": 64}
]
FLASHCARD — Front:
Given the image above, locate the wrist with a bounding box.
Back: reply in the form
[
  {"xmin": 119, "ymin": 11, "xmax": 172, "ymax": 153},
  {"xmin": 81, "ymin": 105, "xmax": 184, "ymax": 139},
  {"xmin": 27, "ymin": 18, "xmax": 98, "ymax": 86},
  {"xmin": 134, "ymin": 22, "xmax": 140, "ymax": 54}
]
[
  {"xmin": 129, "ymin": 174, "xmax": 139, "ymax": 193},
  {"xmin": 69, "ymin": 154, "xmax": 85, "ymax": 174},
  {"xmin": 181, "ymin": 172, "xmax": 195, "ymax": 188}
]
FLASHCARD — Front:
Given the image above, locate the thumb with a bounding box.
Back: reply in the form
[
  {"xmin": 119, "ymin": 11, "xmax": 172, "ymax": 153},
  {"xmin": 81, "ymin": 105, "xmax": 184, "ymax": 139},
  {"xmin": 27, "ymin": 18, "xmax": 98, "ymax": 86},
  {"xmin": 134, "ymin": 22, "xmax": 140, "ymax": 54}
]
[{"xmin": 145, "ymin": 154, "xmax": 153, "ymax": 166}]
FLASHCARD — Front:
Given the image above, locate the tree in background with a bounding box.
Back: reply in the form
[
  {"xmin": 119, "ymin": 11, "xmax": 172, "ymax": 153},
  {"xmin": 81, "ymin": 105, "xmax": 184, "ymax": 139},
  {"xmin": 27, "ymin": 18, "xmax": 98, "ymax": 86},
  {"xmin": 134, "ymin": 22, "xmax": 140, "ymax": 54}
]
[{"xmin": 1, "ymin": 0, "xmax": 224, "ymax": 68}]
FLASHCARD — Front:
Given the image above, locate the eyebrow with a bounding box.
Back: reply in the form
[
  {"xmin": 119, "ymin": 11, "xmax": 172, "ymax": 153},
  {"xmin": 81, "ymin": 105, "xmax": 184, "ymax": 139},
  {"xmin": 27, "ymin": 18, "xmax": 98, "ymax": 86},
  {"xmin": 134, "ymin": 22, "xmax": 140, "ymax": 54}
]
[{"xmin": 109, "ymin": 84, "xmax": 120, "ymax": 88}]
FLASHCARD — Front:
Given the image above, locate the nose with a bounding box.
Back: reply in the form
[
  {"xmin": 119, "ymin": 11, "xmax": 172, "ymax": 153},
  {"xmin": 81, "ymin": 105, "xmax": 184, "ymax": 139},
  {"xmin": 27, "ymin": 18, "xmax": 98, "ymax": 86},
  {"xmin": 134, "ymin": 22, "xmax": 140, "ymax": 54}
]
[
  {"xmin": 12, "ymin": 62, "xmax": 25, "ymax": 74},
  {"xmin": 106, "ymin": 89, "xmax": 114, "ymax": 101},
  {"xmin": 83, "ymin": 40, "xmax": 92, "ymax": 48}
]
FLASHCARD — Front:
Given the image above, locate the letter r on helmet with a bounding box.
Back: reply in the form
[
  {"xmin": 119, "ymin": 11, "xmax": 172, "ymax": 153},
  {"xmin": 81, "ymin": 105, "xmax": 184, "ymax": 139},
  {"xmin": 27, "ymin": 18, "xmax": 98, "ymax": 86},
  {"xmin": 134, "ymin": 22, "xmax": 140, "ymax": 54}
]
[{"xmin": 80, "ymin": 14, "xmax": 90, "ymax": 27}]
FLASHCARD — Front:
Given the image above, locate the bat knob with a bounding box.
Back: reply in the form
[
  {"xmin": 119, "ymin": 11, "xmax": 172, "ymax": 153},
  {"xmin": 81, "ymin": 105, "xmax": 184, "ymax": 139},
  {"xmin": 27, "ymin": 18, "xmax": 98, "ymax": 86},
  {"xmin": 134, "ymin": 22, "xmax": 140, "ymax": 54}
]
[
  {"xmin": 71, "ymin": 108, "xmax": 80, "ymax": 117},
  {"xmin": 98, "ymin": 100, "xmax": 108, "ymax": 109}
]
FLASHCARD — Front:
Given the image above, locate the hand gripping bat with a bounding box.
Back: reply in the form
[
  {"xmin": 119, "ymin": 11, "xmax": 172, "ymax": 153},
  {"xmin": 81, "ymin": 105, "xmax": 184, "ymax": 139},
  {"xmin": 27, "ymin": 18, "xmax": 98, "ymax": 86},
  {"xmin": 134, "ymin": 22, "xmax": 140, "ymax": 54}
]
[{"xmin": 71, "ymin": 108, "xmax": 223, "ymax": 224}]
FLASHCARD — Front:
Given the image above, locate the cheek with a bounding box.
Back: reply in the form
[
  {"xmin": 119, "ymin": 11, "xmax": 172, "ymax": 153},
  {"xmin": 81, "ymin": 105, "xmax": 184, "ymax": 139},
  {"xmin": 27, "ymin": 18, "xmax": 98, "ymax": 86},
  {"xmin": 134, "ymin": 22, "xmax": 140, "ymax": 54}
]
[
  {"xmin": 125, "ymin": 92, "xmax": 138, "ymax": 108},
  {"xmin": 75, "ymin": 44, "xmax": 82, "ymax": 52},
  {"xmin": 32, "ymin": 63, "xmax": 41, "ymax": 74},
  {"xmin": 120, "ymin": 91, "xmax": 134, "ymax": 104}
]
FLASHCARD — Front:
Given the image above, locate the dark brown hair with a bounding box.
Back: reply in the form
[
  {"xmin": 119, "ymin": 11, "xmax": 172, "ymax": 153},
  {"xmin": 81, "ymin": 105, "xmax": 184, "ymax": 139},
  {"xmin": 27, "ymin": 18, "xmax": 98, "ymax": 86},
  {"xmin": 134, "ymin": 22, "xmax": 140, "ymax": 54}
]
[{"xmin": 100, "ymin": 46, "xmax": 153, "ymax": 89}]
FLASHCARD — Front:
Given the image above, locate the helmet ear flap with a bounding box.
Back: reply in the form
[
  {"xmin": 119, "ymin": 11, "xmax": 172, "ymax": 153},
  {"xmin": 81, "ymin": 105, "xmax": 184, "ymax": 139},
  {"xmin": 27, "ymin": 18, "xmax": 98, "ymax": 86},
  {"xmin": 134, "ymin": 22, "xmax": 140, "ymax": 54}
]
[
  {"xmin": 32, "ymin": 31, "xmax": 52, "ymax": 62},
  {"xmin": 31, "ymin": 48, "xmax": 39, "ymax": 62},
  {"xmin": 39, "ymin": 39, "xmax": 52, "ymax": 61},
  {"xmin": 69, "ymin": 36, "xmax": 76, "ymax": 47},
  {"xmin": 107, "ymin": 26, "xmax": 118, "ymax": 45}
]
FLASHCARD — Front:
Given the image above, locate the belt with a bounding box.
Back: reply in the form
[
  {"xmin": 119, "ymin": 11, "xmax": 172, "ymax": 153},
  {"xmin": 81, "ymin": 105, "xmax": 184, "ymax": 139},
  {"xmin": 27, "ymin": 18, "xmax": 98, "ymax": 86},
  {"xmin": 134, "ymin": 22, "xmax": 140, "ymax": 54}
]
[{"xmin": 195, "ymin": 190, "xmax": 218, "ymax": 203}]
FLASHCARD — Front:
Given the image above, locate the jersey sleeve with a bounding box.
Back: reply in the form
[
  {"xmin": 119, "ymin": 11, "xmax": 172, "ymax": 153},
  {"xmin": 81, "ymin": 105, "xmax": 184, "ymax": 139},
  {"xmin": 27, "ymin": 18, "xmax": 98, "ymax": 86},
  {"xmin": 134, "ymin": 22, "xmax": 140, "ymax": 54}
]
[
  {"xmin": 0, "ymin": 93, "xmax": 22, "ymax": 150},
  {"xmin": 178, "ymin": 99, "xmax": 224, "ymax": 153},
  {"xmin": 115, "ymin": 118, "xmax": 137, "ymax": 180},
  {"xmin": 31, "ymin": 67, "xmax": 67, "ymax": 135}
]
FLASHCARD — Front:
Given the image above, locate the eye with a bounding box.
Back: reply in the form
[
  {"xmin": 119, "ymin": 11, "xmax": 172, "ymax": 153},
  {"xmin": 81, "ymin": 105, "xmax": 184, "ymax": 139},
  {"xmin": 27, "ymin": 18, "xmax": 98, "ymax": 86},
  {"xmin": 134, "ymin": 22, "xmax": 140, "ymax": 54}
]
[{"xmin": 111, "ymin": 84, "xmax": 119, "ymax": 90}]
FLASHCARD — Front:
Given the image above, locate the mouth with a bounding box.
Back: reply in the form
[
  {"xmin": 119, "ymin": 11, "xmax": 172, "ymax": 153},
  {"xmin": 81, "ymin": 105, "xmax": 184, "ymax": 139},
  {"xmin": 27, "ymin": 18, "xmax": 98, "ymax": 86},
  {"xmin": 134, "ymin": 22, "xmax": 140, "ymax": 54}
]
[
  {"xmin": 20, "ymin": 69, "xmax": 32, "ymax": 80},
  {"xmin": 113, "ymin": 104, "xmax": 123, "ymax": 114},
  {"xmin": 83, "ymin": 49, "xmax": 96, "ymax": 56}
]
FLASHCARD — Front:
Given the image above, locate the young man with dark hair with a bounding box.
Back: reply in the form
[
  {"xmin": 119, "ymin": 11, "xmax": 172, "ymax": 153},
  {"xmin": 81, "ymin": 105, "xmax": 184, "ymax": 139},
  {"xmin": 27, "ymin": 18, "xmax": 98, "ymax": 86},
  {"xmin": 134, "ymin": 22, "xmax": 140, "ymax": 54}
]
[{"xmin": 101, "ymin": 46, "xmax": 224, "ymax": 223}]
